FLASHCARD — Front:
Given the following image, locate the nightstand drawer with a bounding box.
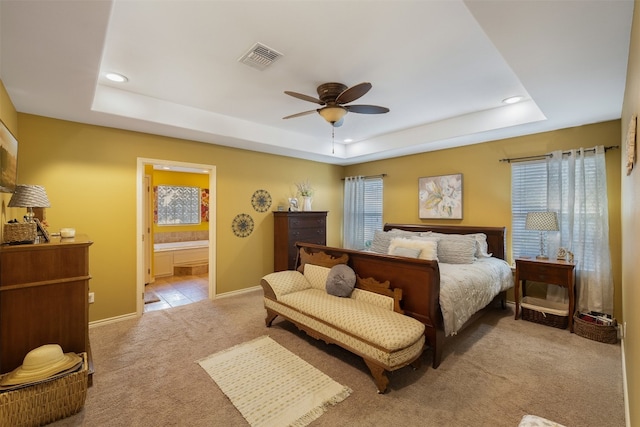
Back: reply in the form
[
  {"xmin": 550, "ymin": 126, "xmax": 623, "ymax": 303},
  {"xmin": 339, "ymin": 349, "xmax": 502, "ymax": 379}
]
[{"xmin": 518, "ymin": 263, "xmax": 568, "ymax": 285}]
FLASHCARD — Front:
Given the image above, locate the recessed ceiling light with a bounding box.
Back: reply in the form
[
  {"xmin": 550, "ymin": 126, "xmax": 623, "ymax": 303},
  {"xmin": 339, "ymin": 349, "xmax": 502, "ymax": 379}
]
[
  {"xmin": 502, "ymin": 95, "xmax": 524, "ymax": 104},
  {"xmin": 343, "ymin": 138, "xmax": 353, "ymax": 143},
  {"xmin": 105, "ymin": 72, "xmax": 128, "ymax": 83}
]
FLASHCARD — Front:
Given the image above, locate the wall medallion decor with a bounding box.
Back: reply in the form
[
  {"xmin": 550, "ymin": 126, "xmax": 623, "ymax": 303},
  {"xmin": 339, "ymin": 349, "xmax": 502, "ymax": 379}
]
[
  {"xmin": 251, "ymin": 189, "xmax": 272, "ymax": 213},
  {"xmin": 232, "ymin": 213, "xmax": 254, "ymax": 238},
  {"xmin": 626, "ymin": 113, "xmax": 636, "ymax": 176},
  {"xmin": 418, "ymin": 173, "xmax": 463, "ymax": 219}
]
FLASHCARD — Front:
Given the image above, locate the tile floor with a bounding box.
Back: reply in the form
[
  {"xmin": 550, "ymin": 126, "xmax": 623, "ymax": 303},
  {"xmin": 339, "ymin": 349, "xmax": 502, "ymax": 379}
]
[{"xmin": 144, "ymin": 273, "xmax": 209, "ymax": 313}]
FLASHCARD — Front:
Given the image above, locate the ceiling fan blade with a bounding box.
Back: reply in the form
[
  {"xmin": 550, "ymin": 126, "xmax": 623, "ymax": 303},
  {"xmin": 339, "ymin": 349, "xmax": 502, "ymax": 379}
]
[
  {"xmin": 333, "ymin": 118, "xmax": 344, "ymax": 128},
  {"xmin": 345, "ymin": 104, "xmax": 390, "ymax": 114},
  {"xmin": 283, "ymin": 110, "xmax": 317, "ymax": 119},
  {"xmin": 336, "ymin": 82, "xmax": 372, "ymax": 104},
  {"xmin": 284, "ymin": 91, "xmax": 324, "ymax": 105}
]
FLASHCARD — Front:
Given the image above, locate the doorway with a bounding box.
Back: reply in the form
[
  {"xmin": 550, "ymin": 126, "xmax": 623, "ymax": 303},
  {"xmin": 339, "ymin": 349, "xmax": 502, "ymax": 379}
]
[{"xmin": 136, "ymin": 158, "xmax": 217, "ymax": 316}]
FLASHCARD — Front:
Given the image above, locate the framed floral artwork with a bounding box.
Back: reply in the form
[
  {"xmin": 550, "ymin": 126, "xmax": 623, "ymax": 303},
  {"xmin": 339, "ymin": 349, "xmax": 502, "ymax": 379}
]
[{"xmin": 419, "ymin": 173, "xmax": 463, "ymax": 219}]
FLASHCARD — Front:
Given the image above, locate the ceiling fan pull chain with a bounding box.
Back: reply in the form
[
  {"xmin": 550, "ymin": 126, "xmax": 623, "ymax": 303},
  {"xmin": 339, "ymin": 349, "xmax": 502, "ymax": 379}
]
[{"xmin": 332, "ymin": 126, "xmax": 335, "ymax": 154}]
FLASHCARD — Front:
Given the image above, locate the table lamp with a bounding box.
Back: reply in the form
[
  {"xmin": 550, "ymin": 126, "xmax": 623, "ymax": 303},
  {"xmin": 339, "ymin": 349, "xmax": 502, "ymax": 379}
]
[
  {"xmin": 8, "ymin": 184, "xmax": 51, "ymax": 222},
  {"xmin": 525, "ymin": 211, "xmax": 559, "ymax": 259}
]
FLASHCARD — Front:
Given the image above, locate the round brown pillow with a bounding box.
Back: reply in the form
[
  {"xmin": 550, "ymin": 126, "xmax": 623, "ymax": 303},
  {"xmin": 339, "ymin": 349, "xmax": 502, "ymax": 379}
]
[{"xmin": 325, "ymin": 264, "xmax": 356, "ymax": 297}]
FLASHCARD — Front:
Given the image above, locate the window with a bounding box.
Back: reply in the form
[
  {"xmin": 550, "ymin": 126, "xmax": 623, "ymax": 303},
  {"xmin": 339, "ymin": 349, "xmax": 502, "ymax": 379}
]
[
  {"xmin": 363, "ymin": 177, "xmax": 383, "ymax": 248},
  {"xmin": 511, "ymin": 155, "xmax": 602, "ymax": 268},
  {"xmin": 156, "ymin": 185, "xmax": 201, "ymax": 225},
  {"xmin": 511, "ymin": 160, "xmax": 548, "ymax": 258}
]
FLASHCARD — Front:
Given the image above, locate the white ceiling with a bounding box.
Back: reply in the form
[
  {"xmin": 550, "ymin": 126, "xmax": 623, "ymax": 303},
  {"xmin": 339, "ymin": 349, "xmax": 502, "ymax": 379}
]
[{"xmin": 0, "ymin": 0, "xmax": 634, "ymax": 166}]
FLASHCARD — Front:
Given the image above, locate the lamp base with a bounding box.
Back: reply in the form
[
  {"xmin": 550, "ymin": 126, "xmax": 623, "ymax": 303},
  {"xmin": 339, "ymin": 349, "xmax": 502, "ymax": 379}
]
[{"xmin": 536, "ymin": 255, "xmax": 549, "ymax": 260}]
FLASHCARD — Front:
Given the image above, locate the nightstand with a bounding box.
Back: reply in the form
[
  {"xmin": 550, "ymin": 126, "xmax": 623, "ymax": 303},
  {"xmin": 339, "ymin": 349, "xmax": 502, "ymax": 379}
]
[{"xmin": 514, "ymin": 257, "xmax": 577, "ymax": 331}]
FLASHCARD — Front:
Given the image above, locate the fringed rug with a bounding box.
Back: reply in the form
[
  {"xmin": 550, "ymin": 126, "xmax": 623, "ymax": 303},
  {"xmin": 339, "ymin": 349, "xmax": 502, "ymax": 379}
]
[{"xmin": 197, "ymin": 335, "xmax": 351, "ymax": 427}]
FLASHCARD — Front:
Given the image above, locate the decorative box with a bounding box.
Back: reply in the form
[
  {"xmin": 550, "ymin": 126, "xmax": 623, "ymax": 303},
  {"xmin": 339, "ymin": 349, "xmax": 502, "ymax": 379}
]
[{"xmin": 3, "ymin": 222, "xmax": 37, "ymax": 244}]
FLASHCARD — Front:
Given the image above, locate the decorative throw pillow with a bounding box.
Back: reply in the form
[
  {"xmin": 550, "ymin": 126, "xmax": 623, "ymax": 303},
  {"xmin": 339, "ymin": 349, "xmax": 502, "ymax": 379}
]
[
  {"xmin": 390, "ymin": 246, "xmax": 422, "ymax": 258},
  {"xmin": 387, "ymin": 237, "xmax": 438, "ymax": 261},
  {"xmin": 425, "ymin": 232, "xmax": 492, "ymax": 258},
  {"xmin": 437, "ymin": 236, "xmax": 477, "ymax": 264},
  {"xmin": 297, "ymin": 248, "xmax": 349, "ymax": 273},
  {"xmin": 369, "ymin": 229, "xmax": 415, "ymax": 254},
  {"xmin": 326, "ymin": 264, "xmax": 356, "ymax": 297}
]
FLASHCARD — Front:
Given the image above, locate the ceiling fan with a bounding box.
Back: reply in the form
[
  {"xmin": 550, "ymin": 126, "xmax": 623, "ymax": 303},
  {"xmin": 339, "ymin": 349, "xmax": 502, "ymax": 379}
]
[{"xmin": 283, "ymin": 82, "xmax": 389, "ymax": 127}]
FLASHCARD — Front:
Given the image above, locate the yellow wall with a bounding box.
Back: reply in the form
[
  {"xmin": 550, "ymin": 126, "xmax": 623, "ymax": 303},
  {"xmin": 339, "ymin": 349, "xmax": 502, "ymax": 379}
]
[
  {"xmin": 621, "ymin": 1, "xmax": 640, "ymax": 424},
  {"xmin": 15, "ymin": 113, "xmax": 344, "ymax": 321},
  {"xmin": 151, "ymin": 170, "xmax": 209, "ymax": 234},
  {"xmin": 0, "ymin": 80, "xmax": 18, "ymax": 235},
  {"xmin": 345, "ymin": 120, "xmax": 623, "ymax": 321}
]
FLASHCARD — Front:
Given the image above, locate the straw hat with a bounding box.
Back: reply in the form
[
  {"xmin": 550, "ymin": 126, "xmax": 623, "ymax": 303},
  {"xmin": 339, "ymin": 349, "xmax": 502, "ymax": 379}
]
[{"xmin": 0, "ymin": 344, "xmax": 82, "ymax": 386}]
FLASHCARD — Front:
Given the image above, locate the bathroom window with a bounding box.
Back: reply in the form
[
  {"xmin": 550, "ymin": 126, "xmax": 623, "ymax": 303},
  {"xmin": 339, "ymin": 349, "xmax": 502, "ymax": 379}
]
[{"xmin": 156, "ymin": 185, "xmax": 201, "ymax": 225}]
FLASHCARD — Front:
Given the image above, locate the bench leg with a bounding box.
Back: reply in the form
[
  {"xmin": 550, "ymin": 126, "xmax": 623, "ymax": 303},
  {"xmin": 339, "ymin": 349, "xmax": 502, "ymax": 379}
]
[
  {"xmin": 265, "ymin": 309, "xmax": 278, "ymax": 327},
  {"xmin": 363, "ymin": 359, "xmax": 389, "ymax": 394}
]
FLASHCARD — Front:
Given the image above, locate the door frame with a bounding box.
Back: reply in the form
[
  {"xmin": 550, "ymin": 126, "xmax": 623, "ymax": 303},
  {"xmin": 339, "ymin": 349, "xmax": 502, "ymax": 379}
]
[{"xmin": 136, "ymin": 157, "xmax": 217, "ymax": 316}]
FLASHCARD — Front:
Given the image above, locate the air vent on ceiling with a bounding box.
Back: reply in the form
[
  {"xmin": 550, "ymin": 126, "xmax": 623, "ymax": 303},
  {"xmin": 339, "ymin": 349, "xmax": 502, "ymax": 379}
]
[{"xmin": 238, "ymin": 42, "xmax": 283, "ymax": 70}]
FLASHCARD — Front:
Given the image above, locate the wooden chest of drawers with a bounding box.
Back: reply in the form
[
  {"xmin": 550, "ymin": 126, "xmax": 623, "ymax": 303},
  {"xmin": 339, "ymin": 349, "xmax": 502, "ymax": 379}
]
[
  {"xmin": 273, "ymin": 211, "xmax": 327, "ymax": 271},
  {"xmin": 0, "ymin": 236, "xmax": 93, "ymax": 376}
]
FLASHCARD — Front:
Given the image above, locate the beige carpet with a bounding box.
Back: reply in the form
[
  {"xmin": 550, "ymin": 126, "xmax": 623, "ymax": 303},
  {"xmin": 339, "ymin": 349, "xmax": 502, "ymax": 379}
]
[
  {"xmin": 197, "ymin": 335, "xmax": 351, "ymax": 427},
  {"xmin": 50, "ymin": 290, "xmax": 625, "ymax": 427}
]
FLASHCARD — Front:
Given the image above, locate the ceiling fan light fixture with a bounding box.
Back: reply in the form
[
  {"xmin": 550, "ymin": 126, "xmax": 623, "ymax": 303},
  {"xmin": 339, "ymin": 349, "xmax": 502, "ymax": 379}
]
[{"xmin": 318, "ymin": 106, "xmax": 347, "ymax": 124}]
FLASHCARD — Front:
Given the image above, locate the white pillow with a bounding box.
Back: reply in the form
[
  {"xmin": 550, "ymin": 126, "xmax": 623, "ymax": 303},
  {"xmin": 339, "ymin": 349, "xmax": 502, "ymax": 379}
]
[
  {"xmin": 390, "ymin": 246, "xmax": 422, "ymax": 258},
  {"xmin": 387, "ymin": 237, "xmax": 438, "ymax": 261}
]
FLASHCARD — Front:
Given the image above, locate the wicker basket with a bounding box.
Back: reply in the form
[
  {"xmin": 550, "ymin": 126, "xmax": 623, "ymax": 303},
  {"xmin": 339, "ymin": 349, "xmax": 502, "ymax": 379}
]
[
  {"xmin": 521, "ymin": 296, "xmax": 569, "ymax": 329},
  {"xmin": 0, "ymin": 353, "xmax": 88, "ymax": 426},
  {"xmin": 573, "ymin": 314, "xmax": 618, "ymax": 344},
  {"xmin": 3, "ymin": 222, "xmax": 37, "ymax": 244}
]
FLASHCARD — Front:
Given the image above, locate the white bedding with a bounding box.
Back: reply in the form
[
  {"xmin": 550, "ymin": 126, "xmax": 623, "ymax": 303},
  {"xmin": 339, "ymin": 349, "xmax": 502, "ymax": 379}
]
[{"xmin": 439, "ymin": 257, "xmax": 514, "ymax": 336}]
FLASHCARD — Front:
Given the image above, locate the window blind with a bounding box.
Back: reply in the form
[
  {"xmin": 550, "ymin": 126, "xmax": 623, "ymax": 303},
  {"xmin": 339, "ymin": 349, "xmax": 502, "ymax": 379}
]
[{"xmin": 363, "ymin": 177, "xmax": 383, "ymax": 248}]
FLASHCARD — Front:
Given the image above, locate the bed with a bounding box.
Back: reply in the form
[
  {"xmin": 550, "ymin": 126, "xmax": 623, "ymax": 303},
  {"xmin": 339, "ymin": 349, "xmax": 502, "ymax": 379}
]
[{"xmin": 291, "ymin": 223, "xmax": 513, "ymax": 368}]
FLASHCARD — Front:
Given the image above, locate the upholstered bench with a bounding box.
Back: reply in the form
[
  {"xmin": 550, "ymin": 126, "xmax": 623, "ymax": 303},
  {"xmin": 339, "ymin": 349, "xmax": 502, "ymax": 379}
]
[{"xmin": 261, "ymin": 264, "xmax": 426, "ymax": 393}]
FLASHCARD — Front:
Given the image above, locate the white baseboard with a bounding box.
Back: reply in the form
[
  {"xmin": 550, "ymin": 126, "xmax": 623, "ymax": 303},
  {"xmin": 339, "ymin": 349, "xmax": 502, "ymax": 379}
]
[
  {"xmin": 622, "ymin": 337, "xmax": 630, "ymax": 427},
  {"xmin": 213, "ymin": 285, "xmax": 262, "ymax": 299},
  {"xmin": 89, "ymin": 312, "xmax": 138, "ymax": 328}
]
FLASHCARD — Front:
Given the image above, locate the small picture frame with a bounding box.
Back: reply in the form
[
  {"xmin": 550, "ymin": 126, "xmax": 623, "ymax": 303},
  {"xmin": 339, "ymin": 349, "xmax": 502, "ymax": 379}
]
[
  {"xmin": 288, "ymin": 197, "xmax": 299, "ymax": 212},
  {"xmin": 34, "ymin": 218, "xmax": 50, "ymax": 242}
]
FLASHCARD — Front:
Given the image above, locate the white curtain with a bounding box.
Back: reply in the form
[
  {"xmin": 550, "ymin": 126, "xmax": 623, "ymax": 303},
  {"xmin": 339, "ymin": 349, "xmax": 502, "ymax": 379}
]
[
  {"xmin": 343, "ymin": 176, "xmax": 365, "ymax": 250},
  {"xmin": 546, "ymin": 146, "xmax": 614, "ymax": 315}
]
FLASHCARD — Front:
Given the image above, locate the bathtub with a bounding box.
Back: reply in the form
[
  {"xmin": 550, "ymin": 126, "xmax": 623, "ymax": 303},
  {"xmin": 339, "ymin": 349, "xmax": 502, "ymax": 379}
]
[
  {"xmin": 153, "ymin": 240, "xmax": 209, "ymax": 277},
  {"xmin": 154, "ymin": 240, "xmax": 209, "ymax": 252}
]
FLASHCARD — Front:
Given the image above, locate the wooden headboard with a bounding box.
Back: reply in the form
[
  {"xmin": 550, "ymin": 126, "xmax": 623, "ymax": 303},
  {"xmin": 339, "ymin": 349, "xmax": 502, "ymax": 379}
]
[{"xmin": 382, "ymin": 224, "xmax": 507, "ymax": 261}]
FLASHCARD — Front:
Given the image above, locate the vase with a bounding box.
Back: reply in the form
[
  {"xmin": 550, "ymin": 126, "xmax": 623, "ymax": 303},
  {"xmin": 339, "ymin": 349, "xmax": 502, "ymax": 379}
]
[{"xmin": 302, "ymin": 196, "xmax": 313, "ymax": 211}]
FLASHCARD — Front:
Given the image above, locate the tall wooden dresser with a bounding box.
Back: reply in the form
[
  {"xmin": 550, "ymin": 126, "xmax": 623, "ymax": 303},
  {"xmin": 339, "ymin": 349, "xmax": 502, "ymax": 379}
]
[
  {"xmin": 0, "ymin": 235, "xmax": 93, "ymax": 380},
  {"xmin": 273, "ymin": 211, "xmax": 327, "ymax": 271}
]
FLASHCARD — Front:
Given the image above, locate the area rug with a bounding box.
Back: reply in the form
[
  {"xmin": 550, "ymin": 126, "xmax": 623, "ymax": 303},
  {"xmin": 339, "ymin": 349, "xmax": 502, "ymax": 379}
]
[
  {"xmin": 197, "ymin": 335, "xmax": 352, "ymax": 427},
  {"xmin": 144, "ymin": 291, "xmax": 160, "ymax": 304}
]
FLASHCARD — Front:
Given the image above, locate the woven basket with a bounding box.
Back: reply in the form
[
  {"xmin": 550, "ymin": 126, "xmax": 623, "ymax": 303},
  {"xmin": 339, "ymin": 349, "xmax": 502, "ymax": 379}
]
[
  {"xmin": 0, "ymin": 353, "xmax": 88, "ymax": 426},
  {"xmin": 521, "ymin": 297, "xmax": 569, "ymax": 329},
  {"xmin": 3, "ymin": 223, "xmax": 37, "ymax": 244},
  {"xmin": 573, "ymin": 314, "xmax": 618, "ymax": 344}
]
